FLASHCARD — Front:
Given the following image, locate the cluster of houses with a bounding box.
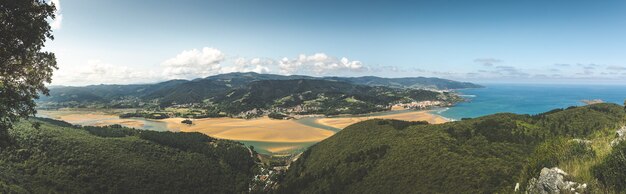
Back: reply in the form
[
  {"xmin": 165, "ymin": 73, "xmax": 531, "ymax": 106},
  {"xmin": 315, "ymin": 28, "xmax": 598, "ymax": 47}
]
[
  {"xmin": 237, "ymin": 105, "xmax": 322, "ymax": 119},
  {"xmin": 250, "ymin": 165, "xmax": 287, "ymax": 192},
  {"xmin": 391, "ymin": 100, "xmax": 445, "ymax": 110},
  {"xmin": 270, "ymin": 105, "xmax": 319, "ymax": 114}
]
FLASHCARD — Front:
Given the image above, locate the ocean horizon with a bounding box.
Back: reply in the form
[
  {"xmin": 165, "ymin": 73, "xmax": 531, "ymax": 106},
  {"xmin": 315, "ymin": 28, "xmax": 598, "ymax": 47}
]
[{"xmin": 437, "ymin": 83, "xmax": 626, "ymax": 120}]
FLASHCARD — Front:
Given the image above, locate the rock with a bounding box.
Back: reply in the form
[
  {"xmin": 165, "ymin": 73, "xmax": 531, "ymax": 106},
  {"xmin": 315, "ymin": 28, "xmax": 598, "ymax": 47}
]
[
  {"xmin": 610, "ymin": 126, "xmax": 626, "ymax": 147},
  {"xmin": 570, "ymin": 139, "xmax": 592, "ymax": 145},
  {"xmin": 526, "ymin": 167, "xmax": 586, "ymax": 194}
]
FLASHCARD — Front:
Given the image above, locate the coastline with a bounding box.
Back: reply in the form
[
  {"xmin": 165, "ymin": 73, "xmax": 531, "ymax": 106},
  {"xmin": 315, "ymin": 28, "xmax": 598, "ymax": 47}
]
[
  {"xmin": 36, "ymin": 107, "xmax": 452, "ymax": 154},
  {"xmin": 313, "ymin": 110, "xmax": 450, "ymax": 129}
]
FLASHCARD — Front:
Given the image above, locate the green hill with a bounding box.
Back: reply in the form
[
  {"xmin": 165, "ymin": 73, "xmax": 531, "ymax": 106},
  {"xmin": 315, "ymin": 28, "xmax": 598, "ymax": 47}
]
[
  {"xmin": 212, "ymin": 79, "xmax": 461, "ymax": 115},
  {"xmin": 38, "ymin": 72, "xmax": 479, "ymax": 108},
  {"xmin": 4, "ymin": 104, "xmax": 626, "ymax": 193},
  {"xmin": 0, "ymin": 118, "xmax": 256, "ymax": 193},
  {"xmin": 279, "ymin": 103, "xmax": 626, "ymax": 193}
]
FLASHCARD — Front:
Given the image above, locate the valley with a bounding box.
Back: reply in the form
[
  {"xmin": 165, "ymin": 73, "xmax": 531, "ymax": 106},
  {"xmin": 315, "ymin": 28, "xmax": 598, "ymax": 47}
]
[
  {"xmin": 34, "ymin": 73, "xmax": 469, "ymax": 155},
  {"xmin": 37, "ymin": 108, "xmax": 449, "ymax": 155},
  {"xmin": 4, "ymin": 1, "xmax": 626, "ymax": 193}
]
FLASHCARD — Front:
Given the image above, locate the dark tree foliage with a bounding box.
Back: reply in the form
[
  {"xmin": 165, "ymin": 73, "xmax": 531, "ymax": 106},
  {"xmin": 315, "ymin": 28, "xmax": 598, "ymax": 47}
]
[
  {"xmin": 181, "ymin": 119, "xmax": 192, "ymax": 124},
  {"xmin": 0, "ymin": 0, "xmax": 57, "ymax": 140},
  {"xmin": 279, "ymin": 103, "xmax": 626, "ymax": 193},
  {"xmin": 593, "ymin": 142, "xmax": 626, "ymax": 192},
  {"xmin": 0, "ymin": 118, "xmax": 255, "ymax": 193},
  {"xmin": 213, "ymin": 79, "xmax": 461, "ymax": 116},
  {"xmin": 268, "ymin": 112, "xmax": 289, "ymax": 120}
]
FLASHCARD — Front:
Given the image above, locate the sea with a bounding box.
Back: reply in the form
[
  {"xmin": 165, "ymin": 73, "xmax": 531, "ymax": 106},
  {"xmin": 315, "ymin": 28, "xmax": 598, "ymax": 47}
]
[{"xmin": 435, "ymin": 83, "xmax": 626, "ymax": 120}]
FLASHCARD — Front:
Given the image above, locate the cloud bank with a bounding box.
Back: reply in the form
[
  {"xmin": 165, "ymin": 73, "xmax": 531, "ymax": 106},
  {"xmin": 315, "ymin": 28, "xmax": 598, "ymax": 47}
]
[
  {"xmin": 278, "ymin": 53, "xmax": 365, "ymax": 75},
  {"xmin": 50, "ymin": 48, "xmax": 626, "ymax": 86},
  {"xmin": 53, "ymin": 60, "xmax": 160, "ymax": 85},
  {"xmin": 161, "ymin": 47, "xmax": 225, "ymax": 79}
]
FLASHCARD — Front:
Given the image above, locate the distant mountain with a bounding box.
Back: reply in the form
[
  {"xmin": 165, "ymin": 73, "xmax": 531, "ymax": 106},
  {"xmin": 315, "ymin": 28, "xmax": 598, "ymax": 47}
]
[
  {"xmin": 278, "ymin": 103, "xmax": 626, "ymax": 193},
  {"xmin": 327, "ymin": 76, "xmax": 482, "ymax": 90},
  {"xmin": 38, "ymin": 80, "xmax": 187, "ymax": 104},
  {"xmin": 38, "ymin": 72, "xmax": 479, "ymax": 109}
]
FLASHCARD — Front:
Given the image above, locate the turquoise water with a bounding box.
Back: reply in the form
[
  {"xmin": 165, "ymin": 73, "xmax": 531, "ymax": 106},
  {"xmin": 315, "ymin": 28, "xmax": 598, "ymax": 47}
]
[{"xmin": 437, "ymin": 84, "xmax": 626, "ymax": 120}]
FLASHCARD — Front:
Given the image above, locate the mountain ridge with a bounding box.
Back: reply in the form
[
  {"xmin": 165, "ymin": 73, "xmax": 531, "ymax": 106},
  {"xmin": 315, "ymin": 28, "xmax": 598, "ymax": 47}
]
[{"xmin": 38, "ymin": 73, "xmax": 479, "ymax": 113}]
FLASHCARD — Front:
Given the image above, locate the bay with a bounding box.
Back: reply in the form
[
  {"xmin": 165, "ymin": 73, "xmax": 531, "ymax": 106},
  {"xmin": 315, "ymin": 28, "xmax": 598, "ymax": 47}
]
[{"xmin": 437, "ymin": 83, "xmax": 626, "ymax": 120}]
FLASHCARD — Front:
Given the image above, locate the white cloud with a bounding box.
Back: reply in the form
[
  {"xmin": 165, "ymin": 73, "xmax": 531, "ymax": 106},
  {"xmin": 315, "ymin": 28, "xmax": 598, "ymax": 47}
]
[
  {"xmin": 278, "ymin": 53, "xmax": 365, "ymax": 75},
  {"xmin": 52, "ymin": 47, "xmax": 376, "ymax": 85},
  {"xmin": 161, "ymin": 47, "xmax": 225, "ymax": 79},
  {"xmin": 53, "ymin": 60, "xmax": 160, "ymax": 85},
  {"xmin": 474, "ymin": 58, "xmax": 502, "ymax": 67},
  {"xmin": 221, "ymin": 57, "xmax": 272, "ymax": 74},
  {"xmin": 607, "ymin": 65, "xmax": 626, "ymax": 71},
  {"xmin": 49, "ymin": 0, "xmax": 63, "ymax": 30}
]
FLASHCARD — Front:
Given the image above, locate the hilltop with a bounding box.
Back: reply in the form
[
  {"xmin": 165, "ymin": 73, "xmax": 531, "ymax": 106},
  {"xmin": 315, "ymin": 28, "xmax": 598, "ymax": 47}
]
[
  {"xmin": 279, "ymin": 103, "xmax": 626, "ymax": 193},
  {"xmin": 0, "ymin": 118, "xmax": 256, "ymax": 193}
]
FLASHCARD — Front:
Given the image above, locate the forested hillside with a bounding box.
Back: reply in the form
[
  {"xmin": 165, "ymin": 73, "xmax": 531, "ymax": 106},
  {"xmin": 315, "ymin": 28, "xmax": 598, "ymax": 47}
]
[
  {"xmin": 0, "ymin": 118, "xmax": 255, "ymax": 193},
  {"xmin": 279, "ymin": 103, "xmax": 626, "ymax": 193},
  {"xmin": 212, "ymin": 79, "xmax": 461, "ymax": 116},
  {"xmin": 38, "ymin": 72, "xmax": 479, "ymax": 108}
]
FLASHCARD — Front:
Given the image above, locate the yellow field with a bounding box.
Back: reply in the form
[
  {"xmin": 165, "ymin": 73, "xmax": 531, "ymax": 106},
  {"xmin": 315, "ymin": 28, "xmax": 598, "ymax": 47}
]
[
  {"xmin": 163, "ymin": 117, "xmax": 335, "ymax": 143},
  {"xmin": 315, "ymin": 111, "xmax": 448, "ymax": 129}
]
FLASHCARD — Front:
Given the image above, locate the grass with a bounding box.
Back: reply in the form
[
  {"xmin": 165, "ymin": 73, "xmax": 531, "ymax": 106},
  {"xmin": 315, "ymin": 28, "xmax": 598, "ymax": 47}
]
[
  {"xmin": 526, "ymin": 123, "xmax": 624, "ymax": 193},
  {"xmin": 344, "ymin": 96, "xmax": 363, "ymax": 103},
  {"xmin": 281, "ymin": 104, "xmax": 626, "ymax": 193}
]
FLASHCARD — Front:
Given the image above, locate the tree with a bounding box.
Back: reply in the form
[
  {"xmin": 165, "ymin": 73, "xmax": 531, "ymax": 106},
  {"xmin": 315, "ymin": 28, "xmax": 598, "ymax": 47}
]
[{"xmin": 0, "ymin": 0, "xmax": 57, "ymax": 142}]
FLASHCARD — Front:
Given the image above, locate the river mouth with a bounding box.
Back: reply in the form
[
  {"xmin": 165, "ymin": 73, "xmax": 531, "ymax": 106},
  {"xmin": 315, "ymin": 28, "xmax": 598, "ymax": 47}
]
[{"xmin": 37, "ymin": 109, "xmax": 448, "ymax": 155}]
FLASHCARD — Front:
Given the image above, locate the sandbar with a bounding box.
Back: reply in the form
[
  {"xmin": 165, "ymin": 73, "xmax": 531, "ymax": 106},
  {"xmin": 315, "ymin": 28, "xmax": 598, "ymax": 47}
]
[
  {"xmin": 315, "ymin": 111, "xmax": 448, "ymax": 129},
  {"xmin": 163, "ymin": 117, "xmax": 335, "ymax": 143}
]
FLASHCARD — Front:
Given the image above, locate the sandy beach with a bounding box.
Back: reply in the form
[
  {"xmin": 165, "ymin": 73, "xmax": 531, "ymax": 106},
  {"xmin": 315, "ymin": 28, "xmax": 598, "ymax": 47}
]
[
  {"xmin": 315, "ymin": 110, "xmax": 448, "ymax": 129},
  {"xmin": 37, "ymin": 109, "xmax": 449, "ymax": 153},
  {"xmin": 163, "ymin": 117, "xmax": 335, "ymax": 143},
  {"xmin": 38, "ymin": 110, "xmax": 146, "ymax": 128}
]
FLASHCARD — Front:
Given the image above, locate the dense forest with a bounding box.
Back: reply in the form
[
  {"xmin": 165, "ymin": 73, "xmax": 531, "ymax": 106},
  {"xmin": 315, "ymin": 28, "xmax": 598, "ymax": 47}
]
[
  {"xmin": 0, "ymin": 118, "xmax": 256, "ymax": 193},
  {"xmin": 279, "ymin": 103, "xmax": 626, "ymax": 193},
  {"xmin": 37, "ymin": 72, "xmax": 479, "ymax": 108},
  {"xmin": 3, "ymin": 104, "xmax": 626, "ymax": 193}
]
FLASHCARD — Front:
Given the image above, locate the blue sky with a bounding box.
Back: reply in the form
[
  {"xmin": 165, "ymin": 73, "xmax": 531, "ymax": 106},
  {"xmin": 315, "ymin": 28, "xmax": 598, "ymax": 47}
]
[{"xmin": 45, "ymin": 0, "xmax": 626, "ymax": 85}]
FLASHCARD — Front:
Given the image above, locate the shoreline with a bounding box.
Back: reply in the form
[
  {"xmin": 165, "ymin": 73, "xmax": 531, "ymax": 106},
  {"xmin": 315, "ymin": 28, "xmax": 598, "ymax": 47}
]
[
  {"xmin": 36, "ymin": 108, "xmax": 452, "ymax": 154},
  {"xmin": 37, "ymin": 108, "xmax": 453, "ymax": 132},
  {"xmin": 313, "ymin": 110, "xmax": 450, "ymax": 130},
  {"xmin": 161, "ymin": 117, "xmax": 335, "ymax": 143}
]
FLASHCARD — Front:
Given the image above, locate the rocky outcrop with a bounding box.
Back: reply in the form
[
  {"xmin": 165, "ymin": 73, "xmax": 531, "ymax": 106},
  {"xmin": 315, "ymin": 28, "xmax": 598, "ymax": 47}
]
[
  {"xmin": 526, "ymin": 167, "xmax": 587, "ymax": 194},
  {"xmin": 610, "ymin": 126, "xmax": 626, "ymax": 147},
  {"xmin": 570, "ymin": 139, "xmax": 592, "ymax": 145}
]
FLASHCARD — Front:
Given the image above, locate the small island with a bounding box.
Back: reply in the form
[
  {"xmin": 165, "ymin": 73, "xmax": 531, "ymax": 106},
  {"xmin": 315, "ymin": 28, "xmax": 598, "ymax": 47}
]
[
  {"xmin": 582, "ymin": 99, "xmax": 604, "ymax": 105},
  {"xmin": 181, "ymin": 119, "xmax": 193, "ymax": 125}
]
